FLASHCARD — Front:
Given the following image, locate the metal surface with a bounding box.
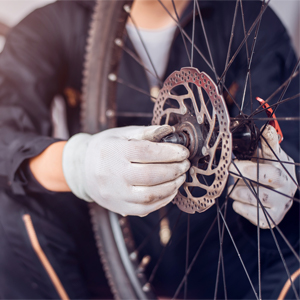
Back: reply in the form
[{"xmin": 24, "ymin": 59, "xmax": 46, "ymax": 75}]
[{"xmin": 152, "ymin": 67, "xmax": 232, "ymax": 214}]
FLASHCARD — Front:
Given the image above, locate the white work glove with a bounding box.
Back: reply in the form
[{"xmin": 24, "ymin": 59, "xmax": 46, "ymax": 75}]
[
  {"xmin": 62, "ymin": 125, "xmax": 190, "ymax": 216},
  {"xmin": 229, "ymin": 125, "xmax": 297, "ymax": 229}
]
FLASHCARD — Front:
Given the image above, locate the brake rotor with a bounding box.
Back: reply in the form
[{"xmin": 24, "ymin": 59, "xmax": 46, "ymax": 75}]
[{"xmin": 152, "ymin": 67, "xmax": 232, "ymax": 214}]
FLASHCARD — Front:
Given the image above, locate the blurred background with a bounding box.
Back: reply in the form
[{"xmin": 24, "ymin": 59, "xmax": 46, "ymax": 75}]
[{"xmin": 0, "ymin": 0, "xmax": 299, "ymax": 56}]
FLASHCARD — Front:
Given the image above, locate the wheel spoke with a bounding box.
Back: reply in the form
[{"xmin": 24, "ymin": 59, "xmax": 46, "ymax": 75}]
[
  {"xmin": 260, "ymin": 135, "xmax": 299, "ymax": 190},
  {"xmin": 184, "ymin": 214, "xmax": 190, "ymax": 300},
  {"xmin": 158, "ymin": 0, "xmax": 246, "ymax": 116},
  {"xmin": 239, "ymin": 116, "xmax": 300, "ymax": 122},
  {"xmin": 230, "ymin": 160, "xmax": 300, "ymax": 299},
  {"xmin": 157, "ymin": 0, "xmax": 214, "ymax": 72},
  {"xmin": 126, "ymin": 11, "xmax": 161, "ymax": 83},
  {"xmin": 134, "ymin": 205, "xmax": 175, "ymax": 255},
  {"xmin": 250, "ymin": 93, "xmax": 300, "ymax": 117},
  {"xmin": 229, "ymin": 170, "xmax": 300, "ymax": 203},
  {"xmin": 256, "ymin": 149, "xmax": 262, "ymax": 300},
  {"xmin": 173, "ymin": 213, "xmax": 218, "ymax": 299},
  {"xmin": 231, "ymin": 160, "xmax": 300, "ymax": 264},
  {"xmin": 191, "ymin": 0, "xmax": 196, "ymax": 68},
  {"xmin": 121, "ymin": 41, "xmax": 163, "ymax": 86},
  {"xmin": 173, "ymin": 186, "xmax": 238, "ymax": 300},
  {"xmin": 247, "ymin": 180, "xmax": 300, "ymax": 299},
  {"xmin": 147, "ymin": 211, "xmax": 183, "ymax": 285},
  {"xmin": 239, "ymin": 0, "xmax": 254, "ymax": 113},
  {"xmin": 195, "ymin": 0, "xmax": 218, "ymax": 84},
  {"xmin": 249, "ymin": 69, "xmax": 300, "ymax": 119},
  {"xmin": 214, "ymin": 198, "xmax": 228, "ymax": 300},
  {"xmin": 218, "ymin": 208, "xmax": 259, "ymax": 300},
  {"xmin": 218, "ymin": 0, "xmax": 271, "ymax": 85},
  {"xmin": 240, "ymin": 0, "xmax": 265, "ymax": 113},
  {"xmin": 116, "ymin": 78, "xmax": 155, "ymax": 100},
  {"xmin": 112, "ymin": 111, "xmax": 153, "ymax": 118},
  {"xmin": 250, "ymin": 157, "xmax": 300, "ymax": 167},
  {"xmin": 259, "ymin": 58, "xmax": 300, "ymax": 136},
  {"xmin": 171, "ymin": 0, "xmax": 191, "ymax": 65},
  {"xmin": 222, "ymin": 0, "xmax": 239, "ymax": 89}
]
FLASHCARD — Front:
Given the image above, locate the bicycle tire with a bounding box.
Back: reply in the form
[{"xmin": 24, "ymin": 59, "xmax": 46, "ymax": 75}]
[
  {"xmin": 82, "ymin": 1, "xmax": 155, "ymax": 299},
  {"xmin": 82, "ymin": 1, "xmax": 300, "ymax": 299}
]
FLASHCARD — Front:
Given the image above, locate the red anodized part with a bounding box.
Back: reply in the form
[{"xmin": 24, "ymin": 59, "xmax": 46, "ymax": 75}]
[{"xmin": 256, "ymin": 97, "xmax": 284, "ymax": 143}]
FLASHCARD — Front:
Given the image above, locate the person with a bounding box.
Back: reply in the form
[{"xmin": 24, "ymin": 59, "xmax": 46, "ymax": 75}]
[{"xmin": 0, "ymin": 0, "xmax": 298, "ymax": 299}]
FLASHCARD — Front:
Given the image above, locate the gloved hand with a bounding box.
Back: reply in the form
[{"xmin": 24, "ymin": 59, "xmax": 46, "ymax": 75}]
[
  {"xmin": 62, "ymin": 125, "xmax": 190, "ymax": 216},
  {"xmin": 229, "ymin": 125, "xmax": 297, "ymax": 229}
]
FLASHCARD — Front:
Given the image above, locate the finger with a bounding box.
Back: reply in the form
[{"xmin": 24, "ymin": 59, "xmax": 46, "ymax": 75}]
[
  {"xmin": 129, "ymin": 191, "xmax": 178, "ymax": 217},
  {"xmin": 142, "ymin": 125, "xmax": 175, "ymax": 142},
  {"xmin": 232, "ymin": 201, "xmax": 275, "ymax": 229},
  {"xmin": 127, "ymin": 159, "xmax": 190, "ymax": 186},
  {"xmin": 229, "ymin": 185, "xmax": 278, "ymax": 208},
  {"xmin": 125, "ymin": 139, "xmax": 189, "ymax": 163},
  {"xmin": 229, "ymin": 160, "xmax": 287, "ymax": 188},
  {"xmin": 125, "ymin": 125, "xmax": 173, "ymax": 141},
  {"xmin": 129, "ymin": 174, "xmax": 186, "ymax": 204},
  {"xmin": 260, "ymin": 124, "xmax": 283, "ymax": 160}
]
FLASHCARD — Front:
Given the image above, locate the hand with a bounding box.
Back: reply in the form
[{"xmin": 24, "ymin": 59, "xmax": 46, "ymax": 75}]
[
  {"xmin": 63, "ymin": 125, "xmax": 190, "ymax": 216},
  {"xmin": 228, "ymin": 125, "xmax": 297, "ymax": 229}
]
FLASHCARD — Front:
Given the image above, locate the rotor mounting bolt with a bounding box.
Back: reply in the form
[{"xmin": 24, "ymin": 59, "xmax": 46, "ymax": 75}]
[
  {"xmin": 197, "ymin": 115, "xmax": 203, "ymax": 124},
  {"xmin": 202, "ymin": 146, "xmax": 207, "ymax": 156},
  {"xmin": 108, "ymin": 73, "xmax": 117, "ymax": 82}
]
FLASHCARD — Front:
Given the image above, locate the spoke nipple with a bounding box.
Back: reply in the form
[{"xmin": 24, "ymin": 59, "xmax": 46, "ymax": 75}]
[
  {"xmin": 123, "ymin": 4, "xmax": 131, "ymax": 13},
  {"xmin": 108, "ymin": 73, "xmax": 117, "ymax": 82},
  {"xmin": 119, "ymin": 217, "xmax": 125, "ymax": 226},
  {"xmin": 106, "ymin": 109, "xmax": 115, "ymax": 118},
  {"xmin": 129, "ymin": 251, "xmax": 138, "ymax": 261},
  {"xmin": 142, "ymin": 283, "xmax": 151, "ymax": 292},
  {"xmin": 114, "ymin": 38, "xmax": 123, "ymax": 47},
  {"xmin": 137, "ymin": 255, "xmax": 151, "ymax": 273}
]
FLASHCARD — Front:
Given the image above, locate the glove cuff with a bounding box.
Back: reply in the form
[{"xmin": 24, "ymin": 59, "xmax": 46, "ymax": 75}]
[{"xmin": 62, "ymin": 133, "xmax": 94, "ymax": 202}]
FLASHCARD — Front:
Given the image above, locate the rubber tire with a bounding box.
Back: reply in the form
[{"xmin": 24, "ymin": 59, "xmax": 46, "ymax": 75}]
[{"xmin": 82, "ymin": 1, "xmax": 155, "ymax": 299}]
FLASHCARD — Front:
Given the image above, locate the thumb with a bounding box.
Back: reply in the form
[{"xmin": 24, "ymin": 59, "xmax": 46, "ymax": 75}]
[
  {"xmin": 260, "ymin": 124, "xmax": 282, "ymax": 160},
  {"xmin": 142, "ymin": 125, "xmax": 175, "ymax": 142}
]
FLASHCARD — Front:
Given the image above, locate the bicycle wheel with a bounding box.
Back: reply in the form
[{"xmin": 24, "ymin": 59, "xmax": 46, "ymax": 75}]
[{"xmin": 82, "ymin": 1, "xmax": 300, "ymax": 299}]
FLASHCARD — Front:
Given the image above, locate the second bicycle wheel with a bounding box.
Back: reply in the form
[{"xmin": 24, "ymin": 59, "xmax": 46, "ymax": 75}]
[{"xmin": 82, "ymin": 1, "xmax": 300, "ymax": 299}]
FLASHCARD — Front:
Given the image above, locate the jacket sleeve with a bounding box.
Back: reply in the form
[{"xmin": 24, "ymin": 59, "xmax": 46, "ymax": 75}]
[{"xmin": 0, "ymin": 3, "xmax": 70, "ymax": 195}]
